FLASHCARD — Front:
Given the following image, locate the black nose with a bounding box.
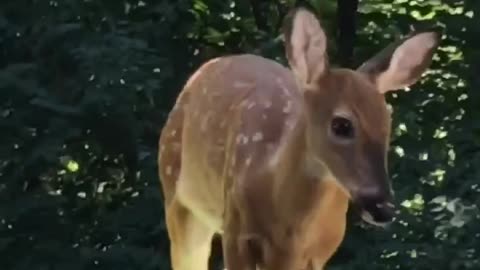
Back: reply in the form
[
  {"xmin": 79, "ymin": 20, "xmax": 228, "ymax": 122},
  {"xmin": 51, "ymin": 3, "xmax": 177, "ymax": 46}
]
[{"xmin": 355, "ymin": 188, "xmax": 395, "ymax": 224}]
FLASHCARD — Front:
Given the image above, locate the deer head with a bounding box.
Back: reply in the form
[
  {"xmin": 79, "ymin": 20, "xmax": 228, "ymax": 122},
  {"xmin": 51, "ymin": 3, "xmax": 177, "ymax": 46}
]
[{"xmin": 283, "ymin": 8, "xmax": 439, "ymax": 226}]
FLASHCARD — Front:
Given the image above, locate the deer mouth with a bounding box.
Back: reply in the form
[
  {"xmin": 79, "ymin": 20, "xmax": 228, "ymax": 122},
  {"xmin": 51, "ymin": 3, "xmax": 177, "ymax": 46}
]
[
  {"xmin": 356, "ymin": 200, "xmax": 395, "ymax": 227},
  {"xmin": 345, "ymin": 177, "xmax": 396, "ymax": 227}
]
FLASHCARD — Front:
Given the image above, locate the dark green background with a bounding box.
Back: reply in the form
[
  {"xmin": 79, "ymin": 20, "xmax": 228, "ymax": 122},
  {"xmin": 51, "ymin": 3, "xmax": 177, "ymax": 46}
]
[{"xmin": 1, "ymin": 0, "xmax": 479, "ymax": 269}]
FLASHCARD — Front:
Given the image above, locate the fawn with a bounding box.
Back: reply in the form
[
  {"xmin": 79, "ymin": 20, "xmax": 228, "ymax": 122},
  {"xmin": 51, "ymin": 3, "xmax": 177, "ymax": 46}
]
[{"xmin": 158, "ymin": 7, "xmax": 439, "ymax": 270}]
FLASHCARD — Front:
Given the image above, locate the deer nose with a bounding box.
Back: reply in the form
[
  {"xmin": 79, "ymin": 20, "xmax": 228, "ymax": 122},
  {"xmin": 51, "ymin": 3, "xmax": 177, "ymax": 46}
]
[{"xmin": 355, "ymin": 187, "xmax": 395, "ymax": 225}]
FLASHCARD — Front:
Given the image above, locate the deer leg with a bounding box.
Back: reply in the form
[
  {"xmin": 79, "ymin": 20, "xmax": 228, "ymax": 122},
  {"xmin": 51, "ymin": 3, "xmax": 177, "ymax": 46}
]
[
  {"xmin": 310, "ymin": 259, "xmax": 325, "ymax": 270},
  {"xmin": 222, "ymin": 232, "xmax": 259, "ymax": 270},
  {"xmin": 222, "ymin": 205, "xmax": 257, "ymax": 270},
  {"xmin": 165, "ymin": 198, "xmax": 214, "ymax": 270}
]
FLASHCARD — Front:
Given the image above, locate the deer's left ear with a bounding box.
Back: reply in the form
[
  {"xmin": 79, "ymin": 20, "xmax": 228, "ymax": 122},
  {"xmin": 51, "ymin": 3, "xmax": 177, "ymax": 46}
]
[{"xmin": 357, "ymin": 31, "xmax": 440, "ymax": 93}]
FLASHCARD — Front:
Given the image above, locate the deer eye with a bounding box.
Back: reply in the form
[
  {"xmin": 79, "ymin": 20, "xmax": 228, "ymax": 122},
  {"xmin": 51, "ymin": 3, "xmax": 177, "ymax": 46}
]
[{"xmin": 331, "ymin": 117, "xmax": 354, "ymax": 139}]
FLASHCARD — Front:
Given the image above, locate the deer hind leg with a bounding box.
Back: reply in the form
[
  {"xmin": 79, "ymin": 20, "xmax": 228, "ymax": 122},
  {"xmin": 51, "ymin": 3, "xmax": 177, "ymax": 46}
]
[
  {"xmin": 165, "ymin": 198, "xmax": 215, "ymax": 270},
  {"xmin": 221, "ymin": 198, "xmax": 258, "ymax": 270}
]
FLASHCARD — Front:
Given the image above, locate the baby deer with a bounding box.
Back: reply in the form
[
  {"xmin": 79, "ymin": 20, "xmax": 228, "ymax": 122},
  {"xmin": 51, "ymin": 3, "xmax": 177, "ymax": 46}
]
[{"xmin": 158, "ymin": 7, "xmax": 439, "ymax": 270}]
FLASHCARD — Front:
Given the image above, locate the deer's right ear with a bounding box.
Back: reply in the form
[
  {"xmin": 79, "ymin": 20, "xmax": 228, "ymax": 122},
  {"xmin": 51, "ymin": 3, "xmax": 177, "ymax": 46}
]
[{"xmin": 283, "ymin": 8, "xmax": 328, "ymax": 87}]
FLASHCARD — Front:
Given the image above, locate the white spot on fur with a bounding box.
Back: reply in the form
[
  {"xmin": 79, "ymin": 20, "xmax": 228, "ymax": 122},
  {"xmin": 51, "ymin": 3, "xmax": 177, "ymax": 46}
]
[
  {"xmin": 236, "ymin": 134, "xmax": 250, "ymax": 145},
  {"xmin": 236, "ymin": 134, "xmax": 243, "ymax": 144},
  {"xmin": 283, "ymin": 101, "xmax": 292, "ymax": 113},
  {"xmin": 231, "ymin": 156, "xmax": 236, "ymax": 167},
  {"xmin": 170, "ymin": 130, "xmax": 177, "ymax": 137},
  {"xmin": 201, "ymin": 123, "xmax": 207, "ymax": 132},
  {"xmin": 266, "ymin": 142, "xmax": 276, "ymax": 154},
  {"xmin": 276, "ymin": 77, "xmax": 291, "ymax": 97},
  {"xmin": 264, "ymin": 100, "xmax": 272, "ymax": 109},
  {"xmin": 201, "ymin": 113, "xmax": 210, "ymax": 132},
  {"xmin": 285, "ymin": 119, "xmax": 295, "ymax": 130},
  {"xmin": 240, "ymin": 100, "xmax": 248, "ymax": 108},
  {"xmin": 158, "ymin": 147, "xmax": 164, "ymax": 160},
  {"xmin": 247, "ymin": 102, "xmax": 256, "ymax": 110},
  {"xmin": 184, "ymin": 70, "xmax": 203, "ymax": 89},
  {"xmin": 234, "ymin": 81, "xmax": 253, "ymax": 88},
  {"xmin": 268, "ymin": 144, "xmax": 284, "ymax": 169},
  {"xmin": 252, "ymin": 132, "xmax": 263, "ymax": 142},
  {"xmin": 262, "ymin": 114, "xmax": 267, "ymax": 120},
  {"xmin": 183, "ymin": 57, "xmax": 221, "ymax": 89},
  {"xmin": 172, "ymin": 142, "xmax": 181, "ymax": 152},
  {"xmin": 245, "ymin": 157, "xmax": 252, "ymax": 166}
]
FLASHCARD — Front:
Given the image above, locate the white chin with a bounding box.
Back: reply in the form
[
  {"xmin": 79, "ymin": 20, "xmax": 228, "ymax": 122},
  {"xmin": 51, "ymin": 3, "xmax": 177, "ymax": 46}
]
[{"xmin": 361, "ymin": 211, "xmax": 389, "ymax": 228}]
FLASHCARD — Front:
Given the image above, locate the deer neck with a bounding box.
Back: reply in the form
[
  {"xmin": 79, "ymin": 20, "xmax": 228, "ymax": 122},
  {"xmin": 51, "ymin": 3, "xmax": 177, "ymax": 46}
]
[
  {"xmin": 270, "ymin": 113, "xmax": 328, "ymax": 212},
  {"xmin": 269, "ymin": 108, "xmax": 349, "ymax": 225}
]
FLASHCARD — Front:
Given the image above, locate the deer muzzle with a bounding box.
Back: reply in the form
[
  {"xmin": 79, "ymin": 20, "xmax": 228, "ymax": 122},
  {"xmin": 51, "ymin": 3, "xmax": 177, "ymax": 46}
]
[{"xmin": 353, "ymin": 185, "xmax": 395, "ymax": 226}]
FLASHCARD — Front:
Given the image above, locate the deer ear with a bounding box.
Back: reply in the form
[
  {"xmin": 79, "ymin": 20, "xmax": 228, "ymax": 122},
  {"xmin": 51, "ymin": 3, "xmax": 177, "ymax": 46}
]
[
  {"xmin": 358, "ymin": 31, "xmax": 440, "ymax": 93},
  {"xmin": 283, "ymin": 8, "xmax": 328, "ymax": 87}
]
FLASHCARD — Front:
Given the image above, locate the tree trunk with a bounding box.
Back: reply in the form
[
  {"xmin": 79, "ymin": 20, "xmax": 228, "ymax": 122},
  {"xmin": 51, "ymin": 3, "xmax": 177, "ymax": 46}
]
[{"xmin": 336, "ymin": 0, "xmax": 359, "ymax": 67}]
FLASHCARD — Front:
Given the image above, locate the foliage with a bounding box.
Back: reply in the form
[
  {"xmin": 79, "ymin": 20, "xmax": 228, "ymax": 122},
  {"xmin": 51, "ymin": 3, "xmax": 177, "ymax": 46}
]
[{"xmin": 0, "ymin": 0, "xmax": 479, "ymax": 269}]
